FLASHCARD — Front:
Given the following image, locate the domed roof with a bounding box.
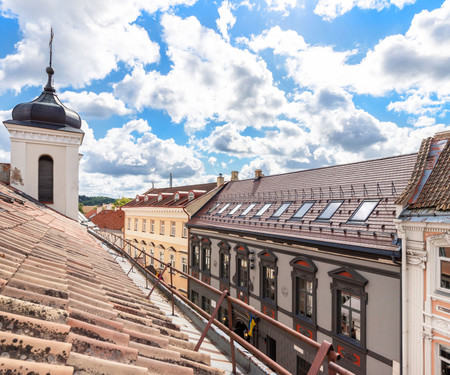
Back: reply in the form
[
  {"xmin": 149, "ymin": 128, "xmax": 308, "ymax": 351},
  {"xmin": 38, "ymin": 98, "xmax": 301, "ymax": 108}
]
[{"xmin": 11, "ymin": 67, "xmax": 82, "ymax": 131}]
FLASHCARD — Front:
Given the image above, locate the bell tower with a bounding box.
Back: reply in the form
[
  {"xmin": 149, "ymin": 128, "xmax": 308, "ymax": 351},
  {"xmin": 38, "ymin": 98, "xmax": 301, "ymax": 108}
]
[{"xmin": 3, "ymin": 31, "xmax": 84, "ymax": 220}]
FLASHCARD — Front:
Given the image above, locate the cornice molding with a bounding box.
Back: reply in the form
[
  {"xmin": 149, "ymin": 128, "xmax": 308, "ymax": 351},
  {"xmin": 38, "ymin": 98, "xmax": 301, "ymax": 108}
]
[{"xmin": 7, "ymin": 127, "xmax": 82, "ymax": 146}]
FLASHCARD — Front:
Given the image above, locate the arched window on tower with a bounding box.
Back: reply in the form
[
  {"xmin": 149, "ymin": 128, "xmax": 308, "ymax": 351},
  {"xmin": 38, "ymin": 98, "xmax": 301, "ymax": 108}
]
[{"xmin": 38, "ymin": 155, "xmax": 53, "ymax": 203}]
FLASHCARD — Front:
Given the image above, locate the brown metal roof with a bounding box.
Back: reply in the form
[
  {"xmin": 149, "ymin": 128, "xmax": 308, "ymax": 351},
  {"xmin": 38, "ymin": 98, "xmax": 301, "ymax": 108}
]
[
  {"xmin": 0, "ymin": 183, "xmax": 224, "ymax": 374},
  {"xmin": 189, "ymin": 154, "xmax": 418, "ymax": 256},
  {"xmin": 125, "ymin": 182, "xmax": 218, "ymax": 209},
  {"xmin": 397, "ymin": 133, "xmax": 450, "ymax": 211}
]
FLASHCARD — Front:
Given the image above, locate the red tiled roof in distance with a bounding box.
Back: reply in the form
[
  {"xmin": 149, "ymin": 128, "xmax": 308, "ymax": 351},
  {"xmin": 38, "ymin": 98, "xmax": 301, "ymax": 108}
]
[
  {"xmin": 189, "ymin": 154, "xmax": 417, "ymax": 255},
  {"xmin": 90, "ymin": 209, "xmax": 125, "ymax": 230}
]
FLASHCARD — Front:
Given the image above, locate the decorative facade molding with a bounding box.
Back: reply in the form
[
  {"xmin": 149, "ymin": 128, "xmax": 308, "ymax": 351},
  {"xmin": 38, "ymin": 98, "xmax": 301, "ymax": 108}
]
[
  {"xmin": 406, "ymin": 250, "xmax": 427, "ymax": 268},
  {"xmin": 8, "ymin": 128, "xmax": 82, "ymax": 146},
  {"xmin": 422, "ymin": 330, "xmax": 434, "ymax": 341}
]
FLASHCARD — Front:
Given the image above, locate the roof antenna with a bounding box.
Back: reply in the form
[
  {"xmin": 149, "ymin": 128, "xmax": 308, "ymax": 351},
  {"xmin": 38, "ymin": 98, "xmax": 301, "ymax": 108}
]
[{"xmin": 49, "ymin": 27, "xmax": 54, "ymax": 68}]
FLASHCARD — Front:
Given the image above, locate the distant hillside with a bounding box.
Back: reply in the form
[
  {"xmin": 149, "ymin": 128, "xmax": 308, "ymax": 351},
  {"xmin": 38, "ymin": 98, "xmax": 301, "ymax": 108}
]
[{"xmin": 79, "ymin": 195, "xmax": 116, "ymax": 206}]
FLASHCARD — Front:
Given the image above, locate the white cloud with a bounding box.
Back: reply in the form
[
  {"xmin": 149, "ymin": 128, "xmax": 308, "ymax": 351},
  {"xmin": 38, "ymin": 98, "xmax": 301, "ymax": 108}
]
[
  {"xmin": 387, "ymin": 92, "xmax": 446, "ymax": 115},
  {"xmin": 59, "ymin": 91, "xmax": 132, "ymax": 119},
  {"xmin": 79, "ymin": 118, "xmax": 205, "ymax": 195},
  {"xmin": 0, "ymin": 110, "xmax": 12, "ymax": 162},
  {"xmin": 241, "ymin": 26, "xmax": 307, "ymax": 55},
  {"xmin": 314, "ymin": 0, "xmax": 416, "ymax": 21},
  {"xmin": 216, "ymin": 1, "xmax": 236, "ymax": 42},
  {"xmin": 208, "ymin": 156, "xmax": 217, "ymax": 166},
  {"xmin": 265, "ymin": 0, "xmax": 302, "ymax": 15},
  {"xmin": 410, "ymin": 115, "xmax": 436, "ymax": 127},
  {"xmin": 114, "ymin": 14, "xmax": 288, "ymax": 133},
  {"xmin": 0, "ymin": 0, "xmax": 197, "ymax": 93}
]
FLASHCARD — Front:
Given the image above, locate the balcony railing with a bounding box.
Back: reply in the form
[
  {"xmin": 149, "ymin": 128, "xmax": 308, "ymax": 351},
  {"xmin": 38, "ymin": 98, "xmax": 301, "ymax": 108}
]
[{"xmin": 89, "ymin": 229, "xmax": 354, "ymax": 375}]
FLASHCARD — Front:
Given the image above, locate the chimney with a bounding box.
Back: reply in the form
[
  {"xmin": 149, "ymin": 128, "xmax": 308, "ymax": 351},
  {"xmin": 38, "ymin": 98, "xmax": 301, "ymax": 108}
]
[
  {"xmin": 169, "ymin": 173, "xmax": 173, "ymax": 188},
  {"xmin": 217, "ymin": 173, "xmax": 225, "ymax": 187},
  {"xmin": 254, "ymin": 169, "xmax": 264, "ymax": 180},
  {"xmin": 230, "ymin": 171, "xmax": 239, "ymax": 181}
]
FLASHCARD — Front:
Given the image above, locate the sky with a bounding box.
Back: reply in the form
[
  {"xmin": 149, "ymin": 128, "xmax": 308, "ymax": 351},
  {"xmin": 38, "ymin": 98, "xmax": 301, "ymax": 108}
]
[{"xmin": 0, "ymin": 0, "xmax": 449, "ymax": 198}]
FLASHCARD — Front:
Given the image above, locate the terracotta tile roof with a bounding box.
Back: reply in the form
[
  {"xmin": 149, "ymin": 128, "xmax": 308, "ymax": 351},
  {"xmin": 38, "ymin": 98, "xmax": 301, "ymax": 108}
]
[
  {"xmin": 124, "ymin": 182, "xmax": 218, "ymax": 209},
  {"xmin": 397, "ymin": 133, "xmax": 450, "ymax": 211},
  {"xmin": 189, "ymin": 154, "xmax": 417, "ymax": 256},
  {"xmin": 0, "ymin": 184, "xmax": 224, "ymax": 374},
  {"xmin": 90, "ymin": 209, "xmax": 125, "ymax": 230},
  {"xmin": 84, "ymin": 208, "xmax": 97, "ymax": 219}
]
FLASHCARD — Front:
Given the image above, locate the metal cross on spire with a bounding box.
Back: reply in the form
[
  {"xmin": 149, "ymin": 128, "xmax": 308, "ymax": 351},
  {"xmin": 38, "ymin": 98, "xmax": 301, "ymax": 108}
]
[{"xmin": 49, "ymin": 27, "xmax": 54, "ymax": 68}]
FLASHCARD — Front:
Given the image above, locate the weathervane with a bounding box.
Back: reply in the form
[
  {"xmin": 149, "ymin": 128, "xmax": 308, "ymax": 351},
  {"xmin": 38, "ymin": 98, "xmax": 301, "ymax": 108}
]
[{"xmin": 49, "ymin": 27, "xmax": 54, "ymax": 68}]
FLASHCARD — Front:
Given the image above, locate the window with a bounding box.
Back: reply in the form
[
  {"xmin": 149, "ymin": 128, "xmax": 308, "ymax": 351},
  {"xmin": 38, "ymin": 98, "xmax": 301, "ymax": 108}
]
[
  {"xmin": 188, "ymin": 192, "xmax": 194, "ymax": 201},
  {"xmin": 228, "ymin": 203, "xmax": 243, "ymax": 216},
  {"xmin": 142, "ymin": 219, "xmax": 146, "ymax": 232},
  {"xmin": 181, "ymin": 257, "xmax": 188, "ymax": 273},
  {"xmin": 201, "ymin": 296, "xmax": 211, "ymax": 314},
  {"xmin": 170, "ymin": 221, "xmax": 176, "ymax": 236},
  {"xmin": 128, "ymin": 218, "xmax": 131, "ymax": 230},
  {"xmin": 191, "ymin": 290, "xmax": 199, "ymax": 305},
  {"xmin": 291, "ymin": 201, "xmax": 315, "ymax": 220},
  {"xmin": 439, "ymin": 345, "xmax": 450, "ymax": 375},
  {"xmin": 159, "ymin": 251, "xmax": 165, "ymax": 269},
  {"xmin": 339, "ymin": 291, "xmax": 361, "ymax": 341},
  {"xmin": 150, "ymin": 220, "xmax": 155, "ymax": 233},
  {"xmin": 349, "ymin": 200, "xmax": 379, "ymax": 222},
  {"xmin": 271, "ymin": 202, "xmax": 292, "ymax": 218},
  {"xmin": 158, "ymin": 194, "xmax": 163, "ymax": 202},
  {"xmin": 329, "ymin": 267, "xmax": 368, "ymax": 346},
  {"xmin": 291, "ymin": 257, "xmax": 318, "ymax": 323},
  {"xmin": 262, "ymin": 266, "xmax": 276, "ymax": 301},
  {"xmin": 220, "ymin": 252, "xmax": 230, "ymax": 280},
  {"xmin": 160, "ymin": 221, "xmax": 165, "ymax": 235},
  {"xmin": 150, "ymin": 246, "xmax": 154, "ymax": 266},
  {"xmin": 174, "ymin": 192, "xmax": 180, "ymax": 201},
  {"xmin": 170, "ymin": 254, "xmax": 175, "ymax": 268},
  {"xmin": 259, "ymin": 250, "xmax": 277, "ymax": 304},
  {"xmin": 191, "ymin": 240, "xmax": 200, "ymax": 268},
  {"xmin": 201, "ymin": 238, "xmax": 211, "ymax": 272},
  {"xmin": 134, "ymin": 218, "xmax": 138, "ymax": 231},
  {"xmin": 182, "ymin": 224, "xmax": 188, "ymax": 238},
  {"xmin": 254, "ymin": 203, "xmax": 272, "ymax": 217},
  {"xmin": 439, "ymin": 247, "xmax": 450, "ymax": 290},
  {"xmin": 317, "ymin": 200, "xmax": 343, "ymax": 220},
  {"xmin": 238, "ymin": 258, "xmax": 248, "ymax": 288},
  {"xmin": 240, "ymin": 203, "xmax": 256, "ymax": 217},
  {"xmin": 207, "ymin": 203, "xmax": 221, "ymax": 214},
  {"xmin": 38, "ymin": 155, "xmax": 53, "ymax": 203},
  {"xmin": 216, "ymin": 203, "xmax": 231, "ymax": 215}
]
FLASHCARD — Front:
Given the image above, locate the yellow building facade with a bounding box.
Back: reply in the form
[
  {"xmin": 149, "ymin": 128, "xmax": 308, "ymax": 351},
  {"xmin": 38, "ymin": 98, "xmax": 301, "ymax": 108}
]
[{"xmin": 122, "ymin": 182, "xmax": 221, "ymax": 296}]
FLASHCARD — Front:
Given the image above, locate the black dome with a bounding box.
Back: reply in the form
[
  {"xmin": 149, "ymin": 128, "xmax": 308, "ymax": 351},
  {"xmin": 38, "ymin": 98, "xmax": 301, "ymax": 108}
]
[{"xmin": 11, "ymin": 67, "xmax": 81, "ymax": 130}]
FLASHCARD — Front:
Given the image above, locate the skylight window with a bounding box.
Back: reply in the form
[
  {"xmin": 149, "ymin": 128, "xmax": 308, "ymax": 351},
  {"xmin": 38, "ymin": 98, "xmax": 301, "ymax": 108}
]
[
  {"xmin": 349, "ymin": 200, "xmax": 380, "ymax": 222},
  {"xmin": 316, "ymin": 200, "xmax": 343, "ymax": 221},
  {"xmin": 240, "ymin": 203, "xmax": 256, "ymax": 217},
  {"xmin": 271, "ymin": 202, "xmax": 292, "ymax": 218},
  {"xmin": 254, "ymin": 203, "xmax": 273, "ymax": 217},
  {"xmin": 216, "ymin": 203, "xmax": 231, "ymax": 215},
  {"xmin": 228, "ymin": 203, "xmax": 243, "ymax": 216},
  {"xmin": 207, "ymin": 203, "xmax": 221, "ymax": 214},
  {"xmin": 291, "ymin": 201, "xmax": 315, "ymax": 220}
]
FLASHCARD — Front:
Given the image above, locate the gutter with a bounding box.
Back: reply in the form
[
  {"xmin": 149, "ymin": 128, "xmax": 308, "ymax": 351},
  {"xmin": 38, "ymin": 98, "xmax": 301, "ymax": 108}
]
[{"xmin": 187, "ymin": 222, "xmax": 401, "ymax": 259}]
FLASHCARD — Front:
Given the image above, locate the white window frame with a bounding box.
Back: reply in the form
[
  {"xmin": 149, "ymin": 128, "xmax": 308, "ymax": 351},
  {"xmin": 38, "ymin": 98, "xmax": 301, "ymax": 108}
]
[
  {"xmin": 142, "ymin": 219, "xmax": 146, "ymax": 232},
  {"xmin": 171, "ymin": 221, "xmax": 176, "ymax": 237},
  {"xmin": 182, "ymin": 224, "xmax": 188, "ymax": 238},
  {"xmin": 128, "ymin": 218, "xmax": 131, "ymax": 230},
  {"xmin": 134, "ymin": 218, "xmax": 138, "ymax": 231},
  {"xmin": 182, "ymin": 257, "xmax": 188, "ymax": 273},
  {"xmin": 150, "ymin": 220, "xmax": 155, "ymax": 233},
  {"xmin": 160, "ymin": 221, "xmax": 165, "ymax": 235}
]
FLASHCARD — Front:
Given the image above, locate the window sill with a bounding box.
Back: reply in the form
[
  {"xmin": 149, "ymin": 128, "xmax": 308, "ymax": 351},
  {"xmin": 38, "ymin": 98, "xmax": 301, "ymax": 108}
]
[{"xmin": 332, "ymin": 333, "xmax": 365, "ymax": 352}]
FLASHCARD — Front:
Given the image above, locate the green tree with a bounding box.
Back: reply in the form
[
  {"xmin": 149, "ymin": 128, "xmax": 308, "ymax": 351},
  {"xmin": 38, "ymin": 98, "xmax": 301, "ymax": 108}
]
[
  {"xmin": 78, "ymin": 202, "xmax": 84, "ymax": 213},
  {"xmin": 114, "ymin": 197, "xmax": 131, "ymax": 207}
]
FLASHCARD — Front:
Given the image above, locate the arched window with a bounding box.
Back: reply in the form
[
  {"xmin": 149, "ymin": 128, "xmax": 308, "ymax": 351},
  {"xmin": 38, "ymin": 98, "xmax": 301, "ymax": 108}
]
[{"xmin": 38, "ymin": 155, "xmax": 53, "ymax": 203}]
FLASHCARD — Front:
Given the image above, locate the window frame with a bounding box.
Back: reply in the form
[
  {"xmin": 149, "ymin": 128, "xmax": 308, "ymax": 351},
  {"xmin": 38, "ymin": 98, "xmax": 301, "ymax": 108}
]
[
  {"xmin": 235, "ymin": 244, "xmax": 250, "ymax": 291},
  {"xmin": 290, "ymin": 201, "xmax": 315, "ymax": 221},
  {"xmin": 201, "ymin": 237, "xmax": 211, "ymax": 273},
  {"xmin": 182, "ymin": 224, "xmax": 188, "ymax": 238},
  {"xmin": 216, "ymin": 203, "xmax": 231, "ymax": 215},
  {"xmin": 253, "ymin": 202, "xmax": 273, "ymax": 218},
  {"xmin": 190, "ymin": 235, "xmax": 200, "ymax": 269},
  {"xmin": 270, "ymin": 202, "xmax": 292, "ymax": 219},
  {"xmin": 227, "ymin": 203, "xmax": 243, "ymax": 216},
  {"xmin": 239, "ymin": 203, "xmax": 257, "ymax": 217},
  {"xmin": 134, "ymin": 218, "xmax": 138, "ymax": 231},
  {"xmin": 150, "ymin": 219, "xmax": 155, "ymax": 233},
  {"xmin": 347, "ymin": 199, "xmax": 380, "ymax": 223},
  {"xmin": 181, "ymin": 256, "xmax": 188, "ymax": 273},
  {"xmin": 219, "ymin": 240, "xmax": 231, "ymax": 282},
  {"xmin": 329, "ymin": 267, "xmax": 368, "ymax": 348},
  {"xmin": 290, "ymin": 256, "xmax": 318, "ymax": 324},
  {"xmin": 258, "ymin": 249, "xmax": 278, "ymax": 304},
  {"xmin": 38, "ymin": 155, "xmax": 54, "ymax": 203},
  {"xmin": 170, "ymin": 221, "xmax": 176, "ymax": 237},
  {"xmin": 142, "ymin": 219, "xmax": 146, "ymax": 232},
  {"xmin": 160, "ymin": 220, "xmax": 165, "ymax": 235},
  {"xmin": 316, "ymin": 200, "xmax": 344, "ymax": 221},
  {"xmin": 127, "ymin": 218, "xmax": 131, "ymax": 230}
]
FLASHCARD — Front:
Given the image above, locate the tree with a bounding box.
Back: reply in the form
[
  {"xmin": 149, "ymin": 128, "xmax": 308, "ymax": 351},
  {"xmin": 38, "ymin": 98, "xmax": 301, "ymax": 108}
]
[
  {"xmin": 114, "ymin": 197, "xmax": 131, "ymax": 207},
  {"xmin": 78, "ymin": 202, "xmax": 84, "ymax": 213}
]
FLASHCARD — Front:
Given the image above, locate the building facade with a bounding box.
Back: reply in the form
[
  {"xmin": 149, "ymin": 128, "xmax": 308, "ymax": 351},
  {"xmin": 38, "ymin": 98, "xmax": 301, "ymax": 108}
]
[
  {"xmin": 122, "ymin": 181, "xmax": 221, "ymax": 295},
  {"xmin": 395, "ymin": 130, "xmax": 450, "ymax": 375},
  {"xmin": 188, "ymin": 154, "xmax": 418, "ymax": 374},
  {"xmin": 3, "ymin": 66, "xmax": 83, "ymax": 220}
]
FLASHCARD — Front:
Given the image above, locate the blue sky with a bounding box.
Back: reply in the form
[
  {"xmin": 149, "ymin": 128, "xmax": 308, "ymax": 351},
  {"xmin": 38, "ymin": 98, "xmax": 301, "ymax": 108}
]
[{"xmin": 0, "ymin": 0, "xmax": 448, "ymax": 197}]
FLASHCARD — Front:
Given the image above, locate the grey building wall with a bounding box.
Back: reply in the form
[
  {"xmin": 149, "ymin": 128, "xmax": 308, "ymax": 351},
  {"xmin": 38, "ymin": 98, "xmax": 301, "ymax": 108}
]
[{"xmin": 189, "ymin": 228, "xmax": 400, "ymax": 375}]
